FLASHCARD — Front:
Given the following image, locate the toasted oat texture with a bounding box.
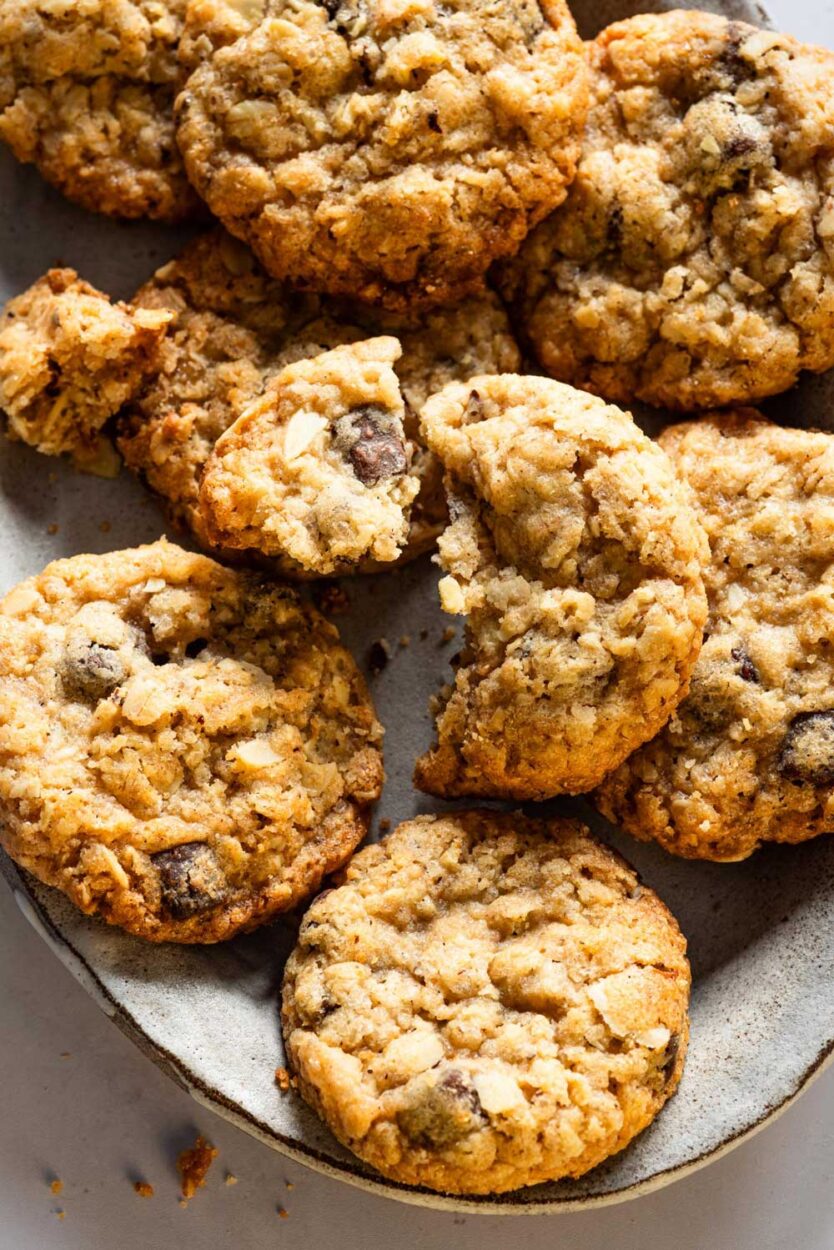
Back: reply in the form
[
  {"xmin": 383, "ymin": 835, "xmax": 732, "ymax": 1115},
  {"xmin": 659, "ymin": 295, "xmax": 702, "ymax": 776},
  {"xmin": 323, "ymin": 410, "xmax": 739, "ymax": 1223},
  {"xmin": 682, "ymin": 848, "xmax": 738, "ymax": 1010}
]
[
  {"xmin": 596, "ymin": 412, "xmax": 834, "ymax": 861},
  {"xmin": 199, "ymin": 338, "xmax": 420, "ymax": 574},
  {"xmin": 174, "ymin": 0, "xmax": 588, "ymax": 310},
  {"xmin": 499, "ymin": 13, "xmax": 834, "ymax": 411},
  {"xmin": 0, "ymin": 539, "xmax": 383, "ymax": 942},
  {"xmin": 414, "ymin": 375, "xmax": 708, "ymax": 799},
  {"xmin": 0, "ymin": 268, "xmax": 171, "ymax": 473},
  {"xmin": 282, "ymin": 811, "xmax": 690, "ymax": 1195},
  {"xmin": 118, "ymin": 230, "xmax": 521, "ymax": 568},
  {"xmin": 0, "ymin": 0, "xmax": 198, "ymax": 219}
]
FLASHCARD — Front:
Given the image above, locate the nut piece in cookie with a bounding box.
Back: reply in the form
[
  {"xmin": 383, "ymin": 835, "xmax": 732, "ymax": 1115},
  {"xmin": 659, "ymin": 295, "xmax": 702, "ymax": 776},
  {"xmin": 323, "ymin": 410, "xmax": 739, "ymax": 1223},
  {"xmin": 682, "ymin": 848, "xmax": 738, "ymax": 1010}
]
[
  {"xmin": 0, "ymin": 539, "xmax": 383, "ymax": 942},
  {"xmin": 596, "ymin": 411, "xmax": 834, "ymax": 861},
  {"xmin": 0, "ymin": 0, "xmax": 198, "ymax": 220},
  {"xmin": 0, "ymin": 269, "xmax": 171, "ymax": 473},
  {"xmin": 499, "ymin": 12, "xmax": 834, "ymax": 410},
  {"xmin": 175, "ymin": 0, "xmax": 588, "ymax": 309},
  {"xmin": 282, "ymin": 811, "xmax": 690, "ymax": 1195},
  {"xmin": 414, "ymin": 375, "xmax": 708, "ymax": 800},
  {"xmin": 199, "ymin": 337, "xmax": 419, "ymax": 575},
  {"xmin": 117, "ymin": 229, "xmax": 520, "ymax": 566}
]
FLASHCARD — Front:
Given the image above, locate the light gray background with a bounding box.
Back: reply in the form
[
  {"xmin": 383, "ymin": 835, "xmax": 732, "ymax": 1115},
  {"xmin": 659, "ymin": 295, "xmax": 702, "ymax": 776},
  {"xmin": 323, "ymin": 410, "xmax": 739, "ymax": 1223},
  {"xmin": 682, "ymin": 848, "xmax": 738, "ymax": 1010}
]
[{"xmin": 2, "ymin": 0, "xmax": 834, "ymax": 1245}]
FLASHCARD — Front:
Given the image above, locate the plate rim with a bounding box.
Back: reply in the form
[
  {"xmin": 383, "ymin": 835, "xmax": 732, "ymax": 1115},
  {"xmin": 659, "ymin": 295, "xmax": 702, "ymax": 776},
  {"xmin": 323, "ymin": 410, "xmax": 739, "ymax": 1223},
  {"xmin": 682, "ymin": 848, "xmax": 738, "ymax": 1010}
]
[{"xmin": 6, "ymin": 852, "xmax": 834, "ymax": 1216}]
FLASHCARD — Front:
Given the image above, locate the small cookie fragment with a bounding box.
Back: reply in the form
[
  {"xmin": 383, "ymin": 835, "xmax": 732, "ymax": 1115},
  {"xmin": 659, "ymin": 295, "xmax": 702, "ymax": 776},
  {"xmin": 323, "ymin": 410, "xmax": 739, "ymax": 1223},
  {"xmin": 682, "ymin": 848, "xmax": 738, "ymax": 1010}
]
[
  {"xmin": 0, "ymin": 539, "xmax": 383, "ymax": 942},
  {"xmin": 0, "ymin": 269, "xmax": 171, "ymax": 471},
  {"xmin": 596, "ymin": 412, "xmax": 834, "ymax": 861},
  {"xmin": 199, "ymin": 338, "xmax": 419, "ymax": 574},
  {"xmin": 133, "ymin": 1181, "xmax": 154, "ymax": 1198},
  {"xmin": 0, "ymin": 0, "xmax": 198, "ymax": 220},
  {"xmin": 175, "ymin": 0, "xmax": 588, "ymax": 309},
  {"xmin": 282, "ymin": 811, "xmax": 690, "ymax": 1195},
  {"xmin": 499, "ymin": 13, "xmax": 834, "ymax": 410},
  {"xmin": 177, "ymin": 1136, "xmax": 217, "ymax": 1200},
  {"xmin": 414, "ymin": 375, "xmax": 708, "ymax": 799},
  {"xmin": 118, "ymin": 230, "xmax": 520, "ymax": 567}
]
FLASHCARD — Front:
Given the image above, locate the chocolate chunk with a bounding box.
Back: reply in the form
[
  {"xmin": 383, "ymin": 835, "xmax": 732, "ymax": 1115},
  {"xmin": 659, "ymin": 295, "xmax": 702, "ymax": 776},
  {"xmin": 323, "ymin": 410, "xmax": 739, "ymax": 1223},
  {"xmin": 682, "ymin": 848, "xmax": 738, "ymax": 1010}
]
[
  {"xmin": 719, "ymin": 20, "xmax": 756, "ymax": 86},
  {"xmin": 661, "ymin": 1032, "xmax": 681, "ymax": 1083},
  {"xmin": 341, "ymin": 407, "xmax": 407, "ymax": 485},
  {"xmin": 724, "ymin": 134, "xmax": 758, "ymax": 160},
  {"xmin": 398, "ymin": 1069, "xmax": 486, "ymax": 1147},
  {"xmin": 427, "ymin": 110, "xmax": 442, "ymax": 134},
  {"xmin": 778, "ymin": 711, "xmax": 834, "ymax": 786},
  {"xmin": 152, "ymin": 842, "xmax": 227, "ymax": 919},
  {"xmin": 731, "ymin": 645, "xmax": 760, "ymax": 684},
  {"xmin": 61, "ymin": 641, "xmax": 126, "ymax": 701}
]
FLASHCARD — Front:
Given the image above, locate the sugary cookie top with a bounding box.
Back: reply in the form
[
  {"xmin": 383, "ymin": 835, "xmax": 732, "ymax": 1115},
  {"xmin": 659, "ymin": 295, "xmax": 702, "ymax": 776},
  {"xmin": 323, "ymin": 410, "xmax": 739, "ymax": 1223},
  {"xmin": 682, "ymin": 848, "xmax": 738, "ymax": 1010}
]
[
  {"xmin": 414, "ymin": 374, "xmax": 708, "ymax": 799},
  {"xmin": 0, "ymin": 540, "xmax": 383, "ymax": 942},
  {"xmin": 0, "ymin": 267, "xmax": 171, "ymax": 470},
  {"xmin": 596, "ymin": 412, "xmax": 834, "ymax": 860},
  {"xmin": 282, "ymin": 812, "xmax": 690, "ymax": 1195},
  {"xmin": 119, "ymin": 230, "xmax": 520, "ymax": 564},
  {"xmin": 199, "ymin": 337, "xmax": 420, "ymax": 573},
  {"xmin": 175, "ymin": 0, "xmax": 588, "ymax": 308},
  {"xmin": 499, "ymin": 12, "xmax": 834, "ymax": 410}
]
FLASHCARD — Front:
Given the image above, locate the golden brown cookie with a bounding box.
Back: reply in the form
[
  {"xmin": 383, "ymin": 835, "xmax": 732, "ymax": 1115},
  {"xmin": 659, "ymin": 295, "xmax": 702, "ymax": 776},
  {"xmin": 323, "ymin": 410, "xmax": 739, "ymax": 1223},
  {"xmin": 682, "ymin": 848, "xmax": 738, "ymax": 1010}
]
[
  {"xmin": 414, "ymin": 374, "xmax": 709, "ymax": 799},
  {"xmin": 174, "ymin": 0, "xmax": 588, "ymax": 309},
  {"xmin": 0, "ymin": 268, "xmax": 171, "ymax": 473},
  {"xmin": 499, "ymin": 13, "xmax": 834, "ymax": 410},
  {"xmin": 0, "ymin": 539, "xmax": 383, "ymax": 942},
  {"xmin": 0, "ymin": 0, "xmax": 198, "ymax": 219},
  {"xmin": 117, "ymin": 229, "xmax": 521, "ymax": 569},
  {"xmin": 199, "ymin": 338, "xmax": 420, "ymax": 574},
  {"xmin": 596, "ymin": 411, "xmax": 834, "ymax": 861},
  {"xmin": 282, "ymin": 811, "xmax": 690, "ymax": 1195}
]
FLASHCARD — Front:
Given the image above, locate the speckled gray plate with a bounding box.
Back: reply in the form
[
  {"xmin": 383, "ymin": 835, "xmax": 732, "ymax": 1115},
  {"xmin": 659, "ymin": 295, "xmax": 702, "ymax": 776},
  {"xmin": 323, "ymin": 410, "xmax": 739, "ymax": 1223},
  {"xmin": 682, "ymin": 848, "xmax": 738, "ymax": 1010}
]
[{"xmin": 3, "ymin": 0, "xmax": 834, "ymax": 1215}]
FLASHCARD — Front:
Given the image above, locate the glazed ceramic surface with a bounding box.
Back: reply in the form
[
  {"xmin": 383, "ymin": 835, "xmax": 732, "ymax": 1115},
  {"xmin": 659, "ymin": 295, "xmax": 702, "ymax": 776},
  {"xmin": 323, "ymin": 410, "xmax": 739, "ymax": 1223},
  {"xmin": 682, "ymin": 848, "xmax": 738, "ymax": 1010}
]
[{"xmin": 3, "ymin": 0, "xmax": 834, "ymax": 1215}]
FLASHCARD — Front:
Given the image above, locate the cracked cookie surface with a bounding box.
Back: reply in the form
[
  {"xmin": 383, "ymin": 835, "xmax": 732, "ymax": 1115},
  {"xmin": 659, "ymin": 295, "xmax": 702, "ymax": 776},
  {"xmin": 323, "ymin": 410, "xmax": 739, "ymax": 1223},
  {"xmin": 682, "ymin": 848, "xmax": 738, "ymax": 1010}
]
[
  {"xmin": 596, "ymin": 412, "xmax": 834, "ymax": 861},
  {"xmin": 0, "ymin": 0, "xmax": 198, "ymax": 219},
  {"xmin": 282, "ymin": 811, "xmax": 690, "ymax": 1195},
  {"xmin": 414, "ymin": 375, "xmax": 708, "ymax": 799},
  {"xmin": 0, "ymin": 539, "xmax": 383, "ymax": 942},
  {"xmin": 0, "ymin": 268, "xmax": 171, "ymax": 473},
  {"xmin": 175, "ymin": 0, "xmax": 588, "ymax": 309},
  {"xmin": 118, "ymin": 230, "xmax": 521, "ymax": 570},
  {"xmin": 499, "ymin": 12, "xmax": 834, "ymax": 410},
  {"xmin": 199, "ymin": 337, "xmax": 419, "ymax": 574}
]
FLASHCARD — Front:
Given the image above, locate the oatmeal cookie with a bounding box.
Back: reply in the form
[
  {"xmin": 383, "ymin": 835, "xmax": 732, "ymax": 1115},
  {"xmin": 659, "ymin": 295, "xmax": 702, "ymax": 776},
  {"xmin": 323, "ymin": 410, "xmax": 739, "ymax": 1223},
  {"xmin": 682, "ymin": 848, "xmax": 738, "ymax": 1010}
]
[
  {"xmin": 174, "ymin": 0, "xmax": 588, "ymax": 310},
  {"xmin": 499, "ymin": 13, "xmax": 834, "ymax": 411},
  {"xmin": 117, "ymin": 230, "xmax": 521, "ymax": 567},
  {"xmin": 414, "ymin": 375, "xmax": 708, "ymax": 800},
  {"xmin": 596, "ymin": 412, "xmax": 834, "ymax": 861},
  {"xmin": 0, "ymin": 0, "xmax": 198, "ymax": 219},
  {"xmin": 0, "ymin": 268, "xmax": 171, "ymax": 473},
  {"xmin": 282, "ymin": 811, "xmax": 690, "ymax": 1195},
  {"xmin": 199, "ymin": 338, "xmax": 420, "ymax": 574},
  {"xmin": 0, "ymin": 539, "xmax": 383, "ymax": 942}
]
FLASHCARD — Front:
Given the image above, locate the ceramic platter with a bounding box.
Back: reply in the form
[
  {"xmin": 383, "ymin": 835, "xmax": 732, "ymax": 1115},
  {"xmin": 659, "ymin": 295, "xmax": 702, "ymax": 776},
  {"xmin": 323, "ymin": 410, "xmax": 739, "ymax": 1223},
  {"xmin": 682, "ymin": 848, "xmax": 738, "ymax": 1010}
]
[{"xmin": 3, "ymin": 0, "xmax": 834, "ymax": 1216}]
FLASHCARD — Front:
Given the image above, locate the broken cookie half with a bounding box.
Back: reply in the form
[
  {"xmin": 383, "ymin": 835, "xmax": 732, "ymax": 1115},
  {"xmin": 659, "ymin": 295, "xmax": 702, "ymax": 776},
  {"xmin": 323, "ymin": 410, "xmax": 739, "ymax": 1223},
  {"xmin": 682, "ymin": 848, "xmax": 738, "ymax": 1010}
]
[
  {"xmin": 0, "ymin": 268, "xmax": 171, "ymax": 475},
  {"xmin": 198, "ymin": 337, "xmax": 420, "ymax": 576}
]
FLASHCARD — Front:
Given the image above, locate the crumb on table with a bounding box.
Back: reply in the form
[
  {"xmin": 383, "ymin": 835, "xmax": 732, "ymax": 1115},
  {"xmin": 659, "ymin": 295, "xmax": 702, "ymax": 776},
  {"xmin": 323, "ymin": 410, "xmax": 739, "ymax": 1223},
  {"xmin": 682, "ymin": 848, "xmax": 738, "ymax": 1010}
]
[
  {"xmin": 313, "ymin": 583, "xmax": 351, "ymax": 616},
  {"xmin": 378, "ymin": 818, "xmax": 391, "ymax": 834},
  {"xmin": 275, "ymin": 1067, "xmax": 292, "ymax": 1093},
  {"xmin": 49, "ymin": 1179, "xmax": 63, "ymax": 1196},
  {"xmin": 224, "ymin": 1173, "xmax": 238, "ymax": 1187},
  {"xmin": 133, "ymin": 1181, "xmax": 154, "ymax": 1199},
  {"xmin": 176, "ymin": 1135, "xmax": 218, "ymax": 1200},
  {"xmin": 277, "ymin": 1206, "xmax": 289, "ymax": 1219},
  {"xmin": 441, "ymin": 626, "xmax": 456, "ymax": 644}
]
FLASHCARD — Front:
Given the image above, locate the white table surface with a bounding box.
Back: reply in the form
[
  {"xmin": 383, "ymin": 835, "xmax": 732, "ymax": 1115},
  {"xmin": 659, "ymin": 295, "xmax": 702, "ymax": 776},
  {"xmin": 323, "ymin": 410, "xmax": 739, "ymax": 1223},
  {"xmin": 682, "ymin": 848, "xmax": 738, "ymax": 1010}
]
[{"xmin": 3, "ymin": 1, "xmax": 834, "ymax": 1246}]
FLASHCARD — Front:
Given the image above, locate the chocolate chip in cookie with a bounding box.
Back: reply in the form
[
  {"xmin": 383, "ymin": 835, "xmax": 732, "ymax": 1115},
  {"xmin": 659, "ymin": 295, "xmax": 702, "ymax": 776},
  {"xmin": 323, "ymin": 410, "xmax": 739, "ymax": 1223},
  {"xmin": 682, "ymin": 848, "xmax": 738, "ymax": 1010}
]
[
  {"xmin": 398, "ymin": 1069, "xmax": 486, "ymax": 1148},
  {"xmin": 152, "ymin": 842, "xmax": 228, "ymax": 920},
  {"xmin": 778, "ymin": 712, "xmax": 834, "ymax": 786},
  {"xmin": 61, "ymin": 641, "xmax": 126, "ymax": 701}
]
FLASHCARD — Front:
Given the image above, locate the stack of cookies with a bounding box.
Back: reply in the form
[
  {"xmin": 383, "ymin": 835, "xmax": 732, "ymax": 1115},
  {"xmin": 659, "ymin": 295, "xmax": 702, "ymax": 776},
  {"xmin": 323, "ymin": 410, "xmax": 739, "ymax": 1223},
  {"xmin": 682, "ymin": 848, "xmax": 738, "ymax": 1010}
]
[{"xmin": 1, "ymin": 0, "xmax": 834, "ymax": 1197}]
